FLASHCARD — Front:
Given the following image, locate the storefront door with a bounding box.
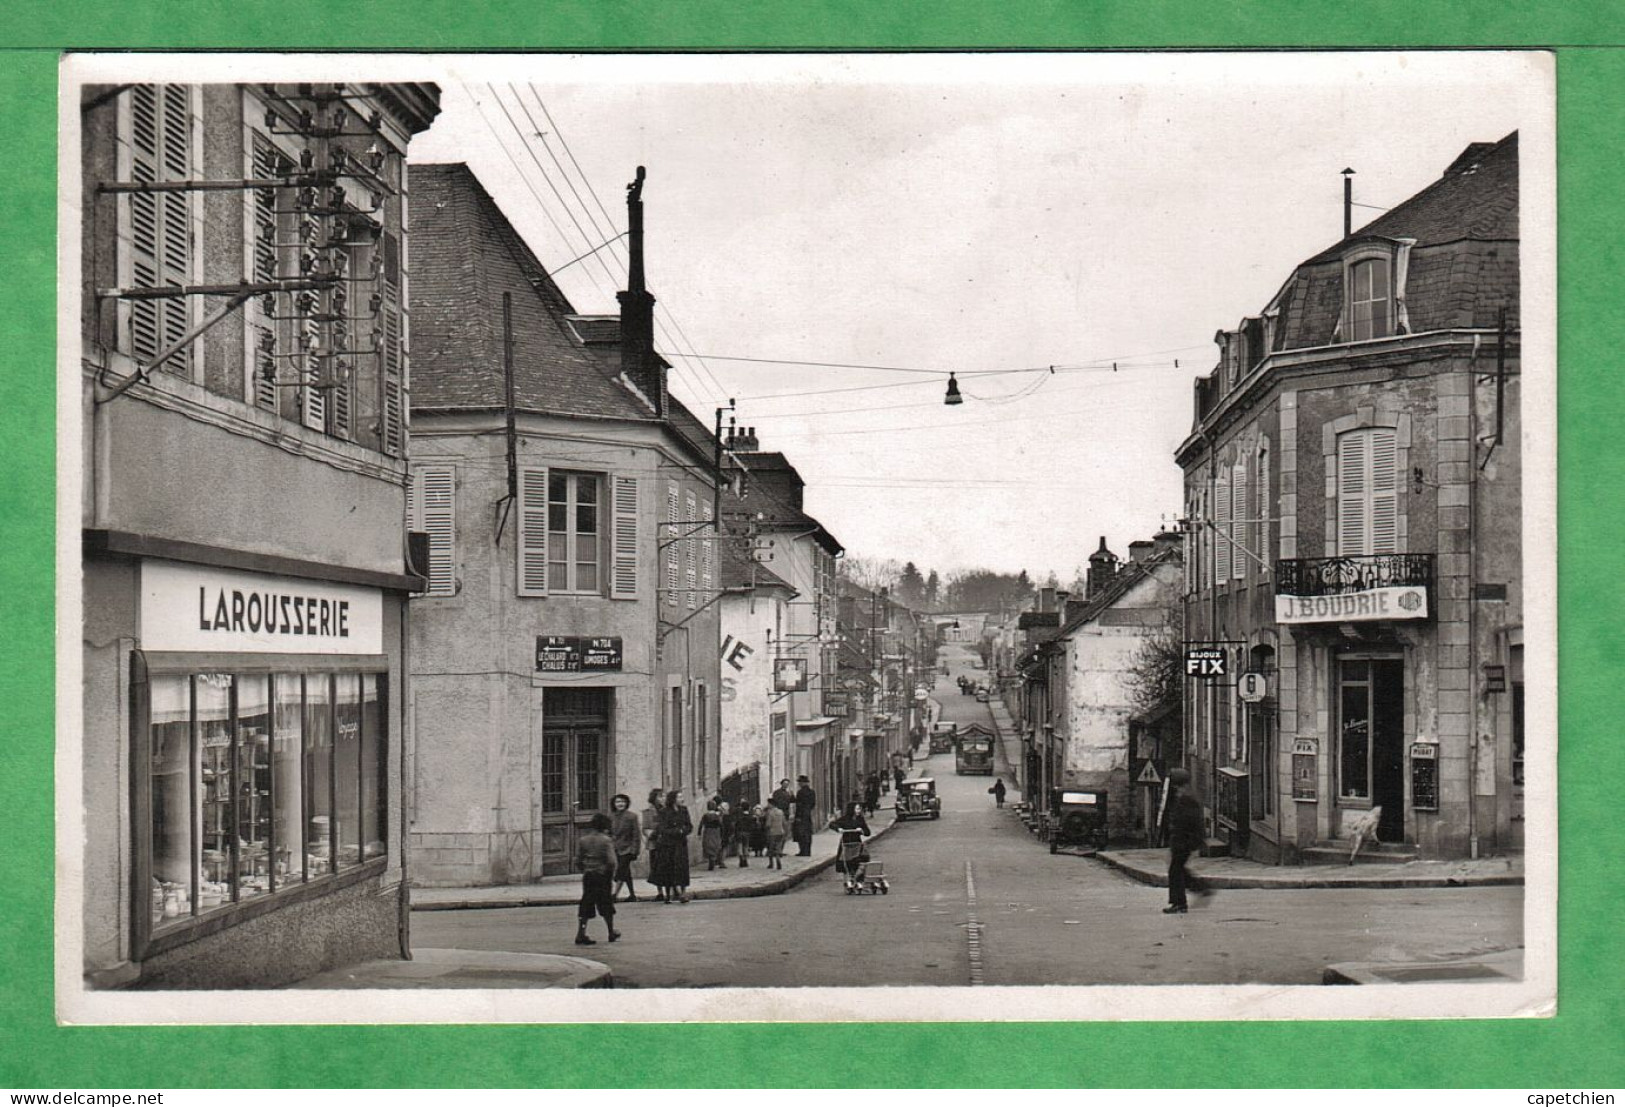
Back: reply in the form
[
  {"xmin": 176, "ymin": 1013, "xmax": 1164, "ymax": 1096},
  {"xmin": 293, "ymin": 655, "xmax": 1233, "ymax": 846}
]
[
  {"xmin": 538, "ymin": 688, "xmax": 611, "ymax": 876},
  {"xmin": 1336, "ymin": 656, "xmax": 1406, "ymax": 842}
]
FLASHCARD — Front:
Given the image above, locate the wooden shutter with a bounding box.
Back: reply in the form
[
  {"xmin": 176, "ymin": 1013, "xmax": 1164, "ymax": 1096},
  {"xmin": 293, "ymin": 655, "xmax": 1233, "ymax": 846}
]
[
  {"xmin": 518, "ymin": 467, "xmax": 549, "ymax": 597},
  {"xmin": 1214, "ymin": 474, "xmax": 1232, "ymax": 583},
  {"xmin": 1231, "ymin": 462, "xmax": 1248, "ymax": 580},
  {"xmin": 610, "ymin": 475, "xmax": 639, "ymax": 599},
  {"xmin": 1258, "ymin": 448, "xmax": 1271, "ymax": 566},
  {"xmin": 685, "ymin": 491, "xmax": 699, "ymax": 609},
  {"xmin": 381, "ymin": 231, "xmax": 404, "ymax": 456},
  {"xmin": 1370, "ymin": 428, "xmax": 1399, "ymax": 554},
  {"xmin": 127, "ymin": 84, "xmax": 194, "ymax": 377},
  {"xmin": 701, "ymin": 499, "xmax": 715, "ymax": 597},
  {"xmin": 413, "ymin": 466, "xmax": 455, "ymax": 597},
  {"xmin": 248, "ymin": 136, "xmax": 281, "ymax": 411},
  {"xmin": 1337, "ymin": 432, "xmax": 1368, "ymax": 555},
  {"xmin": 665, "ymin": 484, "xmax": 680, "ymax": 608}
]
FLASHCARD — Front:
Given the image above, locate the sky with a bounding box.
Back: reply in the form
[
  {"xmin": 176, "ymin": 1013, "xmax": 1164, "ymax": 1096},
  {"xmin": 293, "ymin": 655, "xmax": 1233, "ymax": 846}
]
[{"xmin": 407, "ymin": 52, "xmax": 1549, "ymax": 583}]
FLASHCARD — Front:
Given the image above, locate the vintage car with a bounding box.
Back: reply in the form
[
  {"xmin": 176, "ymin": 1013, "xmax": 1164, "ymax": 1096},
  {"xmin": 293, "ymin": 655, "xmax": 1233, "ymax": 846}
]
[
  {"xmin": 1048, "ymin": 788, "xmax": 1109, "ymax": 852},
  {"xmin": 975, "ymin": 687, "xmax": 990, "ymax": 703},
  {"xmin": 894, "ymin": 777, "xmax": 941, "ymax": 820},
  {"xmin": 929, "ymin": 722, "xmax": 957, "ymax": 754}
]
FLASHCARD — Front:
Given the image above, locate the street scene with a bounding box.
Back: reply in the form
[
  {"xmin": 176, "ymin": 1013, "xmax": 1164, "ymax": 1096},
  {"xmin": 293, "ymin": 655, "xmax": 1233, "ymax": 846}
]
[{"xmin": 63, "ymin": 52, "xmax": 1548, "ymax": 1012}]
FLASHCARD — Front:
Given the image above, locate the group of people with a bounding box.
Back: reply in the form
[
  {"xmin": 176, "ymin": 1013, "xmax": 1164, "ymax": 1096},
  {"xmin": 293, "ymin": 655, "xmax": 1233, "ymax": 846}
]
[{"xmin": 571, "ymin": 776, "xmax": 823, "ymax": 945}]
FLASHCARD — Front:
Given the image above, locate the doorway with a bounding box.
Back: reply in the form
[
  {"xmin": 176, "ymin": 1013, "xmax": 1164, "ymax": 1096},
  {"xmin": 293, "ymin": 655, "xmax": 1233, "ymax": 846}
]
[
  {"xmin": 1336, "ymin": 656, "xmax": 1406, "ymax": 842},
  {"xmin": 538, "ymin": 688, "xmax": 611, "ymax": 876}
]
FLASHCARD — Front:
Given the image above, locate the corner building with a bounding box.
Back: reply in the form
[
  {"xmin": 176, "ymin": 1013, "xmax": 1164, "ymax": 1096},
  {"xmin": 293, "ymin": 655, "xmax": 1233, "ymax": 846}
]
[
  {"xmin": 1177, "ymin": 133, "xmax": 1523, "ymax": 862},
  {"xmin": 79, "ymin": 82, "xmax": 441, "ymax": 987},
  {"xmin": 405, "ymin": 164, "xmax": 723, "ymax": 885}
]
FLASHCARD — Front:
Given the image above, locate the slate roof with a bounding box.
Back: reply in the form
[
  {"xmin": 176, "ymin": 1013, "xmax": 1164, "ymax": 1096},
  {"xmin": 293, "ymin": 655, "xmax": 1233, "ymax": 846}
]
[
  {"xmin": 730, "ymin": 450, "xmax": 844, "ymax": 555},
  {"xmin": 1054, "ymin": 546, "xmax": 1180, "ymax": 638},
  {"xmin": 408, "ymin": 163, "xmax": 721, "ymax": 465}
]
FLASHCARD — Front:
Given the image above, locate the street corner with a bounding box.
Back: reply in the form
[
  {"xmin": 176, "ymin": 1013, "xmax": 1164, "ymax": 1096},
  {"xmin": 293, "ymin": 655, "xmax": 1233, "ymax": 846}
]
[{"xmin": 287, "ymin": 948, "xmax": 613, "ymax": 990}]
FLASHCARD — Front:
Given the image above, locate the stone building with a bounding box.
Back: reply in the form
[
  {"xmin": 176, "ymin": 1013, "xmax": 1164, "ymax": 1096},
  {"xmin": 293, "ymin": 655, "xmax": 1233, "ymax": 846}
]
[
  {"xmin": 405, "ymin": 163, "xmax": 723, "ymax": 885},
  {"xmin": 78, "ymin": 82, "xmax": 440, "ymax": 987},
  {"xmin": 1177, "ymin": 132, "xmax": 1522, "ymax": 862}
]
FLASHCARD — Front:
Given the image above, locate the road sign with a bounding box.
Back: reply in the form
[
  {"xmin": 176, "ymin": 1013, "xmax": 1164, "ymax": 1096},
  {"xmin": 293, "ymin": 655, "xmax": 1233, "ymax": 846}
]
[
  {"xmin": 1135, "ymin": 760, "xmax": 1164, "ymax": 786},
  {"xmin": 1238, "ymin": 671, "xmax": 1268, "ymax": 703},
  {"xmin": 536, "ymin": 635, "xmax": 622, "ymax": 672},
  {"xmin": 1184, "ymin": 646, "xmax": 1228, "ymax": 678}
]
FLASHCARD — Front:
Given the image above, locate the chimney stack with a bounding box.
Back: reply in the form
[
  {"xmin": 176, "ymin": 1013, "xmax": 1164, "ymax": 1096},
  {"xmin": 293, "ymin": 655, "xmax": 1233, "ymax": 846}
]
[
  {"xmin": 1085, "ymin": 536, "xmax": 1121, "ymax": 598},
  {"xmin": 618, "ymin": 166, "xmax": 665, "ymax": 418},
  {"xmin": 1128, "ymin": 540, "xmax": 1155, "ymax": 564},
  {"xmin": 1039, "ymin": 587, "xmax": 1057, "ymax": 613},
  {"xmin": 1341, "ymin": 167, "xmax": 1356, "ymax": 239},
  {"xmin": 1154, "ymin": 530, "xmax": 1183, "ymax": 557}
]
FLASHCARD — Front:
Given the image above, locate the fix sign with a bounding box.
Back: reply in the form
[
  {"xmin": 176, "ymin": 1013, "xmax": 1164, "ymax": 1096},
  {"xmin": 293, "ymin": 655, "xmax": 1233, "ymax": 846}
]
[{"xmin": 1184, "ymin": 646, "xmax": 1227, "ymax": 678}]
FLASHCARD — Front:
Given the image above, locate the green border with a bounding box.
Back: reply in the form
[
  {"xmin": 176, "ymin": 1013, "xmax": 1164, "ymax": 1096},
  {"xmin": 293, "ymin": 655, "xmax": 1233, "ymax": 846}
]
[{"xmin": 4, "ymin": 3, "xmax": 1622, "ymax": 1089}]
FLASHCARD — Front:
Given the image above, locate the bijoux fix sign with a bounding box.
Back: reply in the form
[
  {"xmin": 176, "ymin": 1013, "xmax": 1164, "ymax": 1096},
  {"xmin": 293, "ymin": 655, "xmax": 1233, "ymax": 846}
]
[
  {"xmin": 141, "ymin": 560, "xmax": 383, "ymax": 654},
  {"xmin": 1275, "ymin": 585, "xmax": 1429, "ymax": 624}
]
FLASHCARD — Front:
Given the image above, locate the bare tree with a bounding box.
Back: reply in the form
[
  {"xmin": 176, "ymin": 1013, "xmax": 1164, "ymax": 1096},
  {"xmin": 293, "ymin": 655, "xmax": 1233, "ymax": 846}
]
[
  {"xmin": 840, "ymin": 555, "xmax": 903, "ymax": 593},
  {"xmin": 1126, "ymin": 631, "xmax": 1184, "ymax": 722}
]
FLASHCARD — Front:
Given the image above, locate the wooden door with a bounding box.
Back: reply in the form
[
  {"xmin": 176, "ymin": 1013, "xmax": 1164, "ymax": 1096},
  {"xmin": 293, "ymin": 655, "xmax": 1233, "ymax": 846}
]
[{"xmin": 538, "ymin": 688, "xmax": 611, "ymax": 876}]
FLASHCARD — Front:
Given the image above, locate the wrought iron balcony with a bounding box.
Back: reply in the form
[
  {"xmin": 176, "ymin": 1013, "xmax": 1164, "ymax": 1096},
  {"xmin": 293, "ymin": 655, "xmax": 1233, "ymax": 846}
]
[{"xmin": 1275, "ymin": 554, "xmax": 1435, "ymax": 597}]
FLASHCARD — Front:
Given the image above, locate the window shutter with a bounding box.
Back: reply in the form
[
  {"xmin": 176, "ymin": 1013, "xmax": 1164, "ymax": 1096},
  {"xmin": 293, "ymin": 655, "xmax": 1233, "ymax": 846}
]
[
  {"xmin": 248, "ymin": 136, "xmax": 281, "ymax": 412},
  {"xmin": 1370, "ymin": 427, "xmax": 1399, "ymax": 554},
  {"xmin": 610, "ymin": 475, "xmax": 639, "ymax": 599},
  {"xmin": 127, "ymin": 84, "xmax": 194, "ymax": 377},
  {"xmin": 518, "ymin": 467, "xmax": 550, "ymax": 597},
  {"xmin": 685, "ymin": 492, "xmax": 699, "ymax": 609},
  {"xmin": 1337, "ymin": 432, "xmax": 1368, "ymax": 555},
  {"xmin": 701, "ymin": 499, "xmax": 715, "ymax": 596},
  {"xmin": 665, "ymin": 484, "xmax": 680, "ymax": 608},
  {"xmin": 1214, "ymin": 475, "xmax": 1232, "ymax": 583},
  {"xmin": 413, "ymin": 466, "xmax": 455, "ymax": 597},
  {"xmin": 1231, "ymin": 462, "xmax": 1248, "ymax": 580},
  {"xmin": 381, "ymin": 231, "xmax": 404, "ymax": 456},
  {"xmin": 1258, "ymin": 448, "xmax": 1271, "ymax": 567}
]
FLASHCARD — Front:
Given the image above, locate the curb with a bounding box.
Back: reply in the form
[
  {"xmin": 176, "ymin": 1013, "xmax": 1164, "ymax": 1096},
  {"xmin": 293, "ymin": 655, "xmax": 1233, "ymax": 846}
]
[
  {"xmin": 413, "ymin": 818, "xmax": 904, "ymax": 911},
  {"xmin": 1092, "ymin": 850, "xmax": 1524, "ymax": 891}
]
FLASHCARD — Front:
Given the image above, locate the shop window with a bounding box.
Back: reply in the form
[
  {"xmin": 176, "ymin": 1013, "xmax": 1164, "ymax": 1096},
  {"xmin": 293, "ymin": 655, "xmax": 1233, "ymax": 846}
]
[
  {"xmin": 305, "ymin": 674, "xmax": 334, "ymax": 877},
  {"xmin": 334, "ymin": 674, "xmax": 362, "ymax": 871},
  {"xmin": 139, "ymin": 667, "xmax": 388, "ymax": 948},
  {"xmin": 272, "ymin": 674, "xmax": 304, "ymax": 881}
]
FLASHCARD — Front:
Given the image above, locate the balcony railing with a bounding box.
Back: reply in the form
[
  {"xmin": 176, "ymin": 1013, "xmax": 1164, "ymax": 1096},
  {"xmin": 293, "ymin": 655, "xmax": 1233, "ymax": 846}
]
[{"xmin": 1275, "ymin": 554, "xmax": 1435, "ymax": 597}]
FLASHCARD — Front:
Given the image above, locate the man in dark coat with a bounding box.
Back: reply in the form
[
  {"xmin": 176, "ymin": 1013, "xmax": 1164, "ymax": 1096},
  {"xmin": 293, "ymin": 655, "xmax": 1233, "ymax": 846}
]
[
  {"xmin": 1163, "ymin": 767, "xmax": 1211, "ymax": 914},
  {"xmin": 792, "ymin": 775, "xmax": 817, "ymax": 856},
  {"xmin": 770, "ymin": 778, "xmax": 794, "ymax": 816}
]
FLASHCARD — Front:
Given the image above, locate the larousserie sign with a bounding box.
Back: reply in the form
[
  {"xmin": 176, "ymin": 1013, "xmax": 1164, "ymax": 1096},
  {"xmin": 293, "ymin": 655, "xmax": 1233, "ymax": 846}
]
[{"xmin": 141, "ymin": 560, "xmax": 384, "ymax": 654}]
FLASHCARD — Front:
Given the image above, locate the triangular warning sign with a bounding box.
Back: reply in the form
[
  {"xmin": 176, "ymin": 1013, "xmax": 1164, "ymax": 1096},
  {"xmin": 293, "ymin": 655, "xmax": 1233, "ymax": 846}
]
[{"xmin": 1137, "ymin": 761, "xmax": 1163, "ymax": 785}]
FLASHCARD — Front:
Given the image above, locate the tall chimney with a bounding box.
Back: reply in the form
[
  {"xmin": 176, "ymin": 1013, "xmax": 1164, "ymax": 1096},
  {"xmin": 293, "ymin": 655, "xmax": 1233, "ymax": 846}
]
[
  {"xmin": 1341, "ymin": 167, "xmax": 1355, "ymax": 239},
  {"xmin": 618, "ymin": 166, "xmax": 664, "ymax": 418}
]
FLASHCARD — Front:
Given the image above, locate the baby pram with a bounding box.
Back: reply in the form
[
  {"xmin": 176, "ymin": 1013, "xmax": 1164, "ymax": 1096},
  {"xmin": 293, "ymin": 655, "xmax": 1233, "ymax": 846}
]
[{"xmin": 838, "ymin": 838, "xmax": 888, "ymax": 895}]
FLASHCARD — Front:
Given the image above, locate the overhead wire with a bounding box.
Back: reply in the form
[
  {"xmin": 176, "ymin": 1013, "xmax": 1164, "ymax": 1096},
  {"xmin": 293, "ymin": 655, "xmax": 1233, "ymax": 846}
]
[{"xmin": 521, "ymin": 84, "xmax": 733, "ymax": 404}]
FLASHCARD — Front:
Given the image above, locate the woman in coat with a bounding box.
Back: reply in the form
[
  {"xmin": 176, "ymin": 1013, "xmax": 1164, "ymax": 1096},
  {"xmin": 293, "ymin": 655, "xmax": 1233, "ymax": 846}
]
[
  {"xmin": 641, "ymin": 788, "xmax": 666, "ymax": 898},
  {"xmin": 827, "ymin": 801, "xmax": 873, "ymax": 875},
  {"xmin": 608, "ymin": 793, "xmax": 642, "ymax": 902},
  {"xmin": 652, "ymin": 789, "xmax": 694, "ymax": 903}
]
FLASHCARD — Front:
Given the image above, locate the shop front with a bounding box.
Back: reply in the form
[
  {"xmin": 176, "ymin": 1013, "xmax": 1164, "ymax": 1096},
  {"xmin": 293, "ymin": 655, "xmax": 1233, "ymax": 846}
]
[{"xmin": 83, "ymin": 551, "xmax": 410, "ymax": 989}]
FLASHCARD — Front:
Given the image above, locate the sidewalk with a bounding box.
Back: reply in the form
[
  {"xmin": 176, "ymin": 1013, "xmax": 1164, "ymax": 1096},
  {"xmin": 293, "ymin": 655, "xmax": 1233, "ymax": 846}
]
[
  {"xmin": 289, "ymin": 948, "xmax": 613, "ymax": 989},
  {"xmin": 413, "ymin": 804, "xmax": 904, "ymax": 911},
  {"xmin": 1093, "ymin": 846, "xmax": 1524, "ymax": 889}
]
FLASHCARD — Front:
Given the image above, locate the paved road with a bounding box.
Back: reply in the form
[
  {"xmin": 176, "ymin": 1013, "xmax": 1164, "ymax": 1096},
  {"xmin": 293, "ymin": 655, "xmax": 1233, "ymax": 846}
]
[{"xmin": 413, "ymin": 720, "xmax": 1520, "ymax": 986}]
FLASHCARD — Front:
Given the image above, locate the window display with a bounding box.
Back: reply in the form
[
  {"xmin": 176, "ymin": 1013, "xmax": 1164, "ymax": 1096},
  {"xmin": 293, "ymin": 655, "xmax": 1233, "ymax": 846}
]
[{"xmin": 138, "ymin": 664, "xmax": 387, "ymax": 943}]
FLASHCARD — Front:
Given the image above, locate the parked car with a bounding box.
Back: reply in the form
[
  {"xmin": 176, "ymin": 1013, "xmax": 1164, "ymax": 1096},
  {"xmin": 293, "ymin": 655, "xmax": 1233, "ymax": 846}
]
[
  {"xmin": 894, "ymin": 777, "xmax": 941, "ymax": 820},
  {"xmin": 975, "ymin": 687, "xmax": 990, "ymax": 703},
  {"xmin": 929, "ymin": 722, "xmax": 957, "ymax": 754},
  {"xmin": 1048, "ymin": 788, "xmax": 1109, "ymax": 851}
]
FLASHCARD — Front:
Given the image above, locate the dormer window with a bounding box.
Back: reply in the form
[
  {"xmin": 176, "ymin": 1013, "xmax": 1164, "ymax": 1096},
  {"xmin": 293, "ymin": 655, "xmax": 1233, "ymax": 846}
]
[{"xmin": 1347, "ymin": 256, "xmax": 1393, "ymax": 341}]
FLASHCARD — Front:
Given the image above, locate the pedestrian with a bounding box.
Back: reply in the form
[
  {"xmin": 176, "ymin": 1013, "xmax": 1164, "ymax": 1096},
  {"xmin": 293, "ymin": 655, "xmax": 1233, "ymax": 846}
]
[
  {"xmin": 608, "ymin": 793, "xmax": 641, "ymax": 902},
  {"xmin": 792, "ymin": 775, "xmax": 817, "ymax": 856},
  {"xmin": 652, "ymin": 789, "xmax": 694, "ymax": 903},
  {"xmin": 573, "ymin": 812, "xmax": 620, "ymax": 946},
  {"xmin": 1163, "ymin": 767, "xmax": 1211, "ymax": 915},
  {"xmin": 747, "ymin": 804, "xmax": 768, "ymax": 857},
  {"xmin": 863, "ymin": 772, "xmax": 882, "ymax": 816},
  {"xmin": 641, "ymin": 787, "xmax": 666, "ymax": 899},
  {"xmin": 729, "ymin": 803, "xmax": 758, "ymax": 867},
  {"xmin": 700, "ymin": 799, "xmax": 725, "ymax": 870},
  {"xmin": 763, "ymin": 802, "xmax": 789, "ymax": 868},
  {"xmin": 989, "ymin": 778, "xmax": 1007, "ymax": 808},
  {"xmin": 770, "ymin": 778, "xmax": 794, "ymax": 817},
  {"xmin": 827, "ymin": 801, "xmax": 873, "ymax": 876},
  {"xmin": 893, "ymin": 764, "xmax": 907, "ymax": 792}
]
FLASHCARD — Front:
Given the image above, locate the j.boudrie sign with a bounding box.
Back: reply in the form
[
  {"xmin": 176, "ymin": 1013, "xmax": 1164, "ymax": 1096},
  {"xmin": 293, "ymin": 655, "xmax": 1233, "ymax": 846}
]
[
  {"xmin": 141, "ymin": 560, "xmax": 383, "ymax": 654},
  {"xmin": 1275, "ymin": 585, "xmax": 1428, "ymax": 624}
]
